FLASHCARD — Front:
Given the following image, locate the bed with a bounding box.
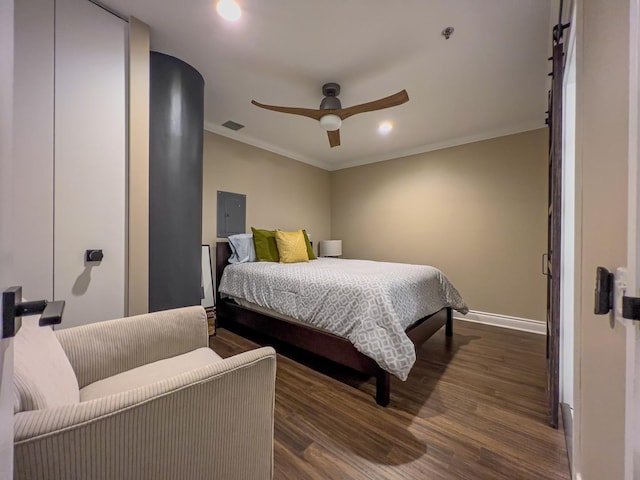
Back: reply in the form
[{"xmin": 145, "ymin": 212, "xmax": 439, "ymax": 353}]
[{"xmin": 215, "ymin": 241, "xmax": 468, "ymax": 406}]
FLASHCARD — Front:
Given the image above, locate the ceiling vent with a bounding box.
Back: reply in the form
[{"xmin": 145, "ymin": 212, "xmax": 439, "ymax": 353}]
[{"xmin": 222, "ymin": 120, "xmax": 245, "ymax": 131}]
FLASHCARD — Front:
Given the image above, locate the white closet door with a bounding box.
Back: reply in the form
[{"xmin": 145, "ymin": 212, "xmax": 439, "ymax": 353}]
[{"xmin": 54, "ymin": 0, "xmax": 126, "ymax": 328}]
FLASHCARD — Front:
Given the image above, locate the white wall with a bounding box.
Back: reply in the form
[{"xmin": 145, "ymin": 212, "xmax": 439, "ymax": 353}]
[{"xmin": 0, "ymin": 0, "xmax": 14, "ymax": 475}]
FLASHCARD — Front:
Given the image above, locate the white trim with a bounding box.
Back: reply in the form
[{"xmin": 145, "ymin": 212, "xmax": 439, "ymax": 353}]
[
  {"xmin": 204, "ymin": 121, "xmax": 327, "ymax": 170},
  {"xmin": 205, "ymin": 120, "xmax": 545, "ymax": 172},
  {"xmin": 559, "ymin": 7, "xmax": 578, "ymax": 473},
  {"xmin": 572, "ymin": 1, "xmax": 584, "ymax": 476},
  {"xmin": 454, "ymin": 310, "xmax": 546, "ymax": 335},
  {"xmin": 0, "ymin": 0, "xmax": 14, "ymax": 475},
  {"xmin": 330, "ymin": 121, "xmax": 545, "ymax": 171},
  {"xmin": 626, "ymin": 0, "xmax": 640, "ymax": 478}
]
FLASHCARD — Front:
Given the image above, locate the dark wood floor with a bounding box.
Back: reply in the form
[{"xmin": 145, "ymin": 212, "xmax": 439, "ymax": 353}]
[{"xmin": 209, "ymin": 320, "xmax": 570, "ymax": 480}]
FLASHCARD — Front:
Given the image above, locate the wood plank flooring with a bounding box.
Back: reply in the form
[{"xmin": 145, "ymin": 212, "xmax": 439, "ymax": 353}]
[{"xmin": 209, "ymin": 320, "xmax": 570, "ymax": 480}]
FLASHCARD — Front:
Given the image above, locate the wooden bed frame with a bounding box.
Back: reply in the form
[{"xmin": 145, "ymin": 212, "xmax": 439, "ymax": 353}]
[{"xmin": 215, "ymin": 242, "xmax": 453, "ymax": 406}]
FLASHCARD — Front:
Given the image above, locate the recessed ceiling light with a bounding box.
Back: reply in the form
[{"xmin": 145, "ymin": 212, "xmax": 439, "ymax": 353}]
[
  {"xmin": 378, "ymin": 121, "xmax": 393, "ymax": 135},
  {"xmin": 216, "ymin": 0, "xmax": 241, "ymax": 21}
]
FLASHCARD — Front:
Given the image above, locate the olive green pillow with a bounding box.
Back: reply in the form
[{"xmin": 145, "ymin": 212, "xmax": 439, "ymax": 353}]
[
  {"xmin": 251, "ymin": 227, "xmax": 279, "ymax": 262},
  {"xmin": 302, "ymin": 229, "xmax": 316, "ymax": 260}
]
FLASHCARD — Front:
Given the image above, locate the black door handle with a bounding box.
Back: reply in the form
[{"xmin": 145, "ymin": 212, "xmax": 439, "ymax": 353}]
[
  {"xmin": 594, "ymin": 266, "xmax": 614, "ymax": 315},
  {"xmin": 86, "ymin": 249, "xmax": 104, "ymax": 262},
  {"xmin": 2, "ymin": 286, "xmax": 66, "ymax": 338}
]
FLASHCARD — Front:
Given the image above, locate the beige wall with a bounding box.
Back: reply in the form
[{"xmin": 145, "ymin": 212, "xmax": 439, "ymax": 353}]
[
  {"xmin": 331, "ymin": 129, "xmax": 548, "ymax": 321},
  {"xmin": 127, "ymin": 17, "xmax": 150, "ymax": 316},
  {"xmin": 574, "ymin": 0, "xmax": 629, "ymax": 477},
  {"xmin": 202, "ymin": 132, "xmax": 331, "ymax": 255}
]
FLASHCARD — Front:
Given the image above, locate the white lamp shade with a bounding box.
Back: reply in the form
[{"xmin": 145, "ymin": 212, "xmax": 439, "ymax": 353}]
[
  {"xmin": 319, "ymin": 240, "xmax": 342, "ymax": 257},
  {"xmin": 319, "ymin": 114, "xmax": 342, "ymax": 131}
]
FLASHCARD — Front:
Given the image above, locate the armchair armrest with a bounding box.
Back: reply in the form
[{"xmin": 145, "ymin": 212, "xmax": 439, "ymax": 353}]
[
  {"xmin": 14, "ymin": 347, "xmax": 276, "ymax": 480},
  {"xmin": 56, "ymin": 306, "xmax": 208, "ymax": 388}
]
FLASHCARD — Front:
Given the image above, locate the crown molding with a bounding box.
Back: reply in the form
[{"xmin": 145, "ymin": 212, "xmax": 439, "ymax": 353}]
[
  {"xmin": 203, "ymin": 122, "xmax": 328, "ymax": 170},
  {"xmin": 326, "ymin": 121, "xmax": 546, "ymax": 171},
  {"xmin": 205, "ymin": 120, "xmax": 546, "ymax": 172}
]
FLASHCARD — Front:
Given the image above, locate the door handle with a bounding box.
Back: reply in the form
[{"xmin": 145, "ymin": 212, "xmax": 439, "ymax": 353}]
[
  {"xmin": 2, "ymin": 286, "xmax": 66, "ymax": 338},
  {"xmin": 542, "ymin": 253, "xmax": 550, "ymax": 276},
  {"xmin": 594, "ymin": 266, "xmax": 614, "ymax": 314}
]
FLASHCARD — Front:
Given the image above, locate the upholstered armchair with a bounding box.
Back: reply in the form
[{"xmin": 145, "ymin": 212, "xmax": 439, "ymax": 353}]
[{"xmin": 13, "ymin": 306, "xmax": 276, "ymax": 480}]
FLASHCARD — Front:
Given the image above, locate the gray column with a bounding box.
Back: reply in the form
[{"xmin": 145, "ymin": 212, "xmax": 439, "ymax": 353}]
[{"xmin": 149, "ymin": 52, "xmax": 204, "ymax": 312}]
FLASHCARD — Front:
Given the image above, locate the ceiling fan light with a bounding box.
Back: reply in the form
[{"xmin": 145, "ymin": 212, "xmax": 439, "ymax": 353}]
[
  {"xmin": 378, "ymin": 121, "xmax": 393, "ymax": 135},
  {"xmin": 320, "ymin": 114, "xmax": 342, "ymax": 131},
  {"xmin": 216, "ymin": 0, "xmax": 241, "ymax": 21}
]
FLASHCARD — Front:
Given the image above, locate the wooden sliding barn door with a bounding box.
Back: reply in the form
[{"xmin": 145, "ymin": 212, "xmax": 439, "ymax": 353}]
[{"xmin": 545, "ymin": 39, "xmax": 565, "ymax": 429}]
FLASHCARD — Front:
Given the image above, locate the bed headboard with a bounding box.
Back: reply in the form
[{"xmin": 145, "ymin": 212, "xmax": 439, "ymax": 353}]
[{"xmin": 215, "ymin": 242, "xmax": 232, "ymax": 302}]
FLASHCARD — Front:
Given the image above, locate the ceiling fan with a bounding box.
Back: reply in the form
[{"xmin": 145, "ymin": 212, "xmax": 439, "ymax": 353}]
[{"xmin": 251, "ymin": 83, "xmax": 409, "ymax": 148}]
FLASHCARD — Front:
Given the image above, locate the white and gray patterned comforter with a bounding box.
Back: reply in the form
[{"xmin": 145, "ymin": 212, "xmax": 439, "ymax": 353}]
[{"xmin": 218, "ymin": 258, "xmax": 468, "ymax": 380}]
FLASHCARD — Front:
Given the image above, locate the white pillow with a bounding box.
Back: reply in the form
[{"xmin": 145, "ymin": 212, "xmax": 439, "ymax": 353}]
[
  {"xmin": 13, "ymin": 317, "xmax": 80, "ymax": 412},
  {"xmin": 228, "ymin": 233, "xmax": 257, "ymax": 263}
]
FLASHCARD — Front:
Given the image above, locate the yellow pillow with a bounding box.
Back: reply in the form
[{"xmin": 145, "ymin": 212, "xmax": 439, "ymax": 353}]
[{"xmin": 275, "ymin": 230, "xmax": 309, "ymax": 264}]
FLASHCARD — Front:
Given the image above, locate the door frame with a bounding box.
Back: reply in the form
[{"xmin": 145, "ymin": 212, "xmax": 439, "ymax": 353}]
[
  {"xmin": 0, "ymin": 0, "xmax": 15, "ymax": 476},
  {"xmin": 560, "ymin": 5, "xmax": 578, "ymax": 471},
  {"xmin": 625, "ymin": 0, "xmax": 640, "ymax": 477},
  {"xmin": 561, "ymin": 3, "xmax": 577, "ymax": 409}
]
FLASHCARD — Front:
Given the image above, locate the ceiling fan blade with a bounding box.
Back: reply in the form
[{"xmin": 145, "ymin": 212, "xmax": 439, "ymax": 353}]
[
  {"xmin": 337, "ymin": 90, "xmax": 409, "ymax": 120},
  {"xmin": 251, "ymin": 100, "xmax": 324, "ymax": 121},
  {"xmin": 327, "ymin": 129, "xmax": 341, "ymax": 148}
]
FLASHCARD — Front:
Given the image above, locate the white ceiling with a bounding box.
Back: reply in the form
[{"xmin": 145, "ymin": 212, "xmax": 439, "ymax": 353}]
[{"xmin": 102, "ymin": 0, "xmax": 551, "ymax": 171}]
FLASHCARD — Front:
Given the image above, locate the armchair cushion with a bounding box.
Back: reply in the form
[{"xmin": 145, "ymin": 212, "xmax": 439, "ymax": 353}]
[
  {"xmin": 80, "ymin": 347, "xmax": 222, "ymax": 401},
  {"xmin": 56, "ymin": 306, "xmax": 208, "ymax": 388},
  {"xmin": 14, "ymin": 318, "xmax": 79, "ymax": 413}
]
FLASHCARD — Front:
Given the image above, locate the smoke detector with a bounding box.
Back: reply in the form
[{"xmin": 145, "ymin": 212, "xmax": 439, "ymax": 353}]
[{"xmin": 441, "ymin": 27, "xmax": 454, "ymax": 40}]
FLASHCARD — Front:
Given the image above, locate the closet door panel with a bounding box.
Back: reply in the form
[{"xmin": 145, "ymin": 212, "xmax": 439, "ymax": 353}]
[
  {"xmin": 54, "ymin": 0, "xmax": 126, "ymax": 328},
  {"xmin": 13, "ymin": 0, "xmax": 54, "ymax": 300}
]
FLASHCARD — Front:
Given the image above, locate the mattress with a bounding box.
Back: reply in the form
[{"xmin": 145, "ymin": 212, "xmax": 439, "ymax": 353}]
[{"xmin": 218, "ymin": 257, "xmax": 468, "ymax": 380}]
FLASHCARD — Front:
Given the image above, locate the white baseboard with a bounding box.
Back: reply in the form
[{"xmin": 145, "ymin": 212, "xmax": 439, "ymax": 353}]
[{"xmin": 454, "ymin": 310, "xmax": 546, "ymax": 335}]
